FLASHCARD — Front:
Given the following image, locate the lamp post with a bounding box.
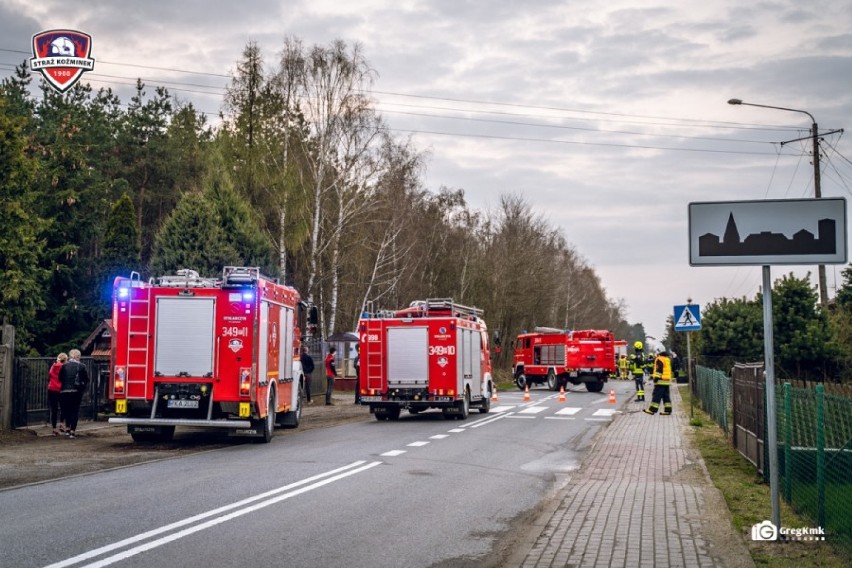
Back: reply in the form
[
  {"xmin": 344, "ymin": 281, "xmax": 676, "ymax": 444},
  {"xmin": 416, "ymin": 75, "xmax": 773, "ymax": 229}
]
[{"xmin": 727, "ymin": 98, "xmax": 828, "ymax": 307}]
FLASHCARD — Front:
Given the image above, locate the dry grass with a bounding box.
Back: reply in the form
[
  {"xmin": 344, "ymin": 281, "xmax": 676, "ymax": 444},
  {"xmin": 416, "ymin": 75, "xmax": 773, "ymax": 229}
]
[{"xmin": 679, "ymin": 386, "xmax": 847, "ymax": 567}]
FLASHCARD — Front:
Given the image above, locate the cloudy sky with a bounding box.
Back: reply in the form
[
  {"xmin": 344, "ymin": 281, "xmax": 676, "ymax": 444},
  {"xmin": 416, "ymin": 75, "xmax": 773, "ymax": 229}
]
[{"xmin": 2, "ymin": 0, "xmax": 851, "ymax": 340}]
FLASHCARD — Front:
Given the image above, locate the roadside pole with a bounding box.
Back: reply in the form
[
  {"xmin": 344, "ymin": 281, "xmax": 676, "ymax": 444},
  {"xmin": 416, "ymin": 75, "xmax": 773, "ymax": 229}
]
[
  {"xmin": 687, "ymin": 329, "xmax": 693, "ymax": 419},
  {"xmin": 762, "ymin": 265, "xmax": 781, "ymax": 531}
]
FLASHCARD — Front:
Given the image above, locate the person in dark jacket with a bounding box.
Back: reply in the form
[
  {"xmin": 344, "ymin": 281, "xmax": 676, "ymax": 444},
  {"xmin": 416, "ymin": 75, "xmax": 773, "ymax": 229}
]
[
  {"xmin": 58, "ymin": 349, "xmax": 89, "ymax": 438},
  {"xmin": 301, "ymin": 348, "xmax": 315, "ymax": 404},
  {"xmin": 47, "ymin": 352, "xmax": 68, "ymax": 436}
]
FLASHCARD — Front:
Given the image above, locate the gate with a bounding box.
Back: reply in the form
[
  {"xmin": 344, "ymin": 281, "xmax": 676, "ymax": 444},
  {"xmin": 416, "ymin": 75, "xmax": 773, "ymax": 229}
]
[
  {"xmin": 12, "ymin": 357, "xmax": 110, "ymax": 428},
  {"xmin": 732, "ymin": 362, "xmax": 765, "ymax": 474}
]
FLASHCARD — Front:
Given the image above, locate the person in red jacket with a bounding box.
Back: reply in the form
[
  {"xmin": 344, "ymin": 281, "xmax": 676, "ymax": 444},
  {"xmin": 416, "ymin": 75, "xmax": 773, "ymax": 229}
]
[
  {"xmin": 47, "ymin": 352, "xmax": 68, "ymax": 436},
  {"xmin": 324, "ymin": 346, "xmax": 337, "ymax": 406}
]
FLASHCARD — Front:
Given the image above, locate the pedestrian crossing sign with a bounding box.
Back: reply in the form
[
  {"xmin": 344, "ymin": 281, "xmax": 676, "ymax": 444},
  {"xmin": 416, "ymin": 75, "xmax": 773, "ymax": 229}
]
[{"xmin": 674, "ymin": 304, "xmax": 701, "ymax": 331}]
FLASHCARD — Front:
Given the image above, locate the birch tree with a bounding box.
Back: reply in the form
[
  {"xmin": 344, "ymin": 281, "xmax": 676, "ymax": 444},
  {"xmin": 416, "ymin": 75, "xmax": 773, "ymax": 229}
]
[{"xmin": 274, "ymin": 38, "xmax": 383, "ymax": 334}]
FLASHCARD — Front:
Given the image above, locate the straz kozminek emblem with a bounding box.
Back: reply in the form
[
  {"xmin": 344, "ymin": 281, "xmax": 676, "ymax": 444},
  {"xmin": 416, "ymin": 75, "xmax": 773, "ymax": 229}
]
[{"xmin": 30, "ymin": 29, "xmax": 95, "ymax": 93}]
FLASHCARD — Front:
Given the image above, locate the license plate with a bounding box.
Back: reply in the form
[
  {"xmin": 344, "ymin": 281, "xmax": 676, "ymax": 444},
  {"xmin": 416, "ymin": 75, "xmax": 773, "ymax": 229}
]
[
  {"xmin": 360, "ymin": 396, "xmax": 381, "ymax": 402},
  {"xmin": 167, "ymin": 399, "xmax": 199, "ymax": 409}
]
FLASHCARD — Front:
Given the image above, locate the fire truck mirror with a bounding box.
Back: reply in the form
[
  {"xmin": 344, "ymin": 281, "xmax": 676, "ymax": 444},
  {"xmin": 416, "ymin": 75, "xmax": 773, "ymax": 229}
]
[
  {"xmin": 493, "ymin": 330, "xmax": 501, "ymax": 347},
  {"xmin": 308, "ymin": 305, "xmax": 319, "ymax": 325}
]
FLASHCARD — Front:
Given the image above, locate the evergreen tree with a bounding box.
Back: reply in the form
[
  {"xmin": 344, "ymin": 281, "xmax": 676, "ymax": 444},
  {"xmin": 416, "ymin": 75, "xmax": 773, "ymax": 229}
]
[
  {"xmin": 698, "ymin": 296, "xmax": 763, "ymax": 369},
  {"xmin": 202, "ymin": 154, "xmax": 277, "ymax": 276},
  {"xmin": 99, "ymin": 192, "xmax": 142, "ymax": 303},
  {"xmin": 149, "ymin": 191, "xmax": 239, "ymax": 278},
  {"xmin": 772, "ymin": 273, "xmax": 839, "ymax": 378},
  {"xmin": 0, "ymin": 96, "xmax": 48, "ymax": 352}
]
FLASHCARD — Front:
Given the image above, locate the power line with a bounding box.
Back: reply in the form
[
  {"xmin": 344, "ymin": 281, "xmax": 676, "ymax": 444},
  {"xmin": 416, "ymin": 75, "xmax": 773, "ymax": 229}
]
[
  {"xmin": 381, "ymin": 126, "xmax": 803, "ymax": 156},
  {"xmin": 0, "ymin": 46, "xmax": 816, "ymax": 135}
]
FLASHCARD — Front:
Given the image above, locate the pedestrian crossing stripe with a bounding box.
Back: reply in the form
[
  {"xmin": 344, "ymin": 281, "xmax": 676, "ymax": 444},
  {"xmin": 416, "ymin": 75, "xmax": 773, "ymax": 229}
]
[
  {"xmin": 518, "ymin": 407, "xmax": 547, "ymax": 414},
  {"xmin": 674, "ymin": 304, "xmax": 701, "ymax": 331},
  {"xmin": 555, "ymin": 407, "xmax": 582, "ymax": 415},
  {"xmin": 592, "ymin": 409, "xmax": 618, "ymax": 417}
]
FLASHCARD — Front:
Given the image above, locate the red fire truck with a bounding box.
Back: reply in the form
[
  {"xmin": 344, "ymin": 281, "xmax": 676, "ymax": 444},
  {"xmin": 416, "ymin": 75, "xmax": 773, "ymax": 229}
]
[
  {"xmin": 108, "ymin": 267, "xmax": 307, "ymax": 443},
  {"xmin": 358, "ymin": 298, "xmax": 494, "ymax": 421},
  {"xmin": 512, "ymin": 327, "xmax": 616, "ymax": 392}
]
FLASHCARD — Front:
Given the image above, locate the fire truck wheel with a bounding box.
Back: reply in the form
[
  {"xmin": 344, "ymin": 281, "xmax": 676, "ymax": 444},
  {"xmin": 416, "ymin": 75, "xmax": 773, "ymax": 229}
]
[
  {"xmin": 386, "ymin": 406, "xmax": 401, "ymax": 420},
  {"xmin": 585, "ymin": 381, "xmax": 605, "ymax": 393},
  {"xmin": 456, "ymin": 389, "xmax": 470, "ymax": 420},
  {"xmin": 258, "ymin": 388, "xmax": 276, "ymax": 443},
  {"xmin": 546, "ymin": 370, "xmax": 558, "ymax": 391},
  {"xmin": 478, "ymin": 388, "xmax": 491, "ymax": 414},
  {"xmin": 515, "ymin": 372, "xmax": 528, "ymax": 390}
]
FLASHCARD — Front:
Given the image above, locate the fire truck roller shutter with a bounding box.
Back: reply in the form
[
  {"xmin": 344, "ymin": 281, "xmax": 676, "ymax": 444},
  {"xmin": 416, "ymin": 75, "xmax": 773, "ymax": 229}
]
[
  {"xmin": 387, "ymin": 327, "xmax": 428, "ymax": 387},
  {"xmin": 278, "ymin": 305, "xmax": 302, "ymax": 429},
  {"xmin": 259, "ymin": 301, "xmax": 269, "ymax": 388},
  {"xmin": 154, "ymin": 297, "xmax": 215, "ymax": 377}
]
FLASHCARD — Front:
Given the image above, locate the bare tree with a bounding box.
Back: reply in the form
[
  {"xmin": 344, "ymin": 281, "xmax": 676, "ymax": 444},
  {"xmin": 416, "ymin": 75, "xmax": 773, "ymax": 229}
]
[{"xmin": 275, "ymin": 38, "xmax": 383, "ymax": 333}]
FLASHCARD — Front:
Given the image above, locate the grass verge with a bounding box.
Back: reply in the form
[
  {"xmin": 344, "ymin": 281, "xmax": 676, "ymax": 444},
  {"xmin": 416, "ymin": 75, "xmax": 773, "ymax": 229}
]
[{"xmin": 679, "ymin": 385, "xmax": 847, "ymax": 567}]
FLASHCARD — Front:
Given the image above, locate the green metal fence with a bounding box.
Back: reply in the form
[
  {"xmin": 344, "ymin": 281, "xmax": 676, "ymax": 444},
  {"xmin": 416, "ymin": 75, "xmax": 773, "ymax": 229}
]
[
  {"xmin": 693, "ymin": 365, "xmax": 732, "ymax": 434},
  {"xmin": 778, "ymin": 383, "xmax": 851, "ymax": 553}
]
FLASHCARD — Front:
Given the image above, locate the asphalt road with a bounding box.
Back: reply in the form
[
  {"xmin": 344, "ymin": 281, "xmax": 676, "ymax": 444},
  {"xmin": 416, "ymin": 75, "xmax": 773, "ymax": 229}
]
[{"xmin": 0, "ymin": 384, "xmax": 632, "ymax": 568}]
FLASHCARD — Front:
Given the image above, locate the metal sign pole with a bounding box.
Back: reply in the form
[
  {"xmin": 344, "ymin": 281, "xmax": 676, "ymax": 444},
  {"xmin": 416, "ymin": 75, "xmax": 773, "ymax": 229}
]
[
  {"xmin": 687, "ymin": 330, "xmax": 693, "ymax": 419},
  {"xmin": 762, "ymin": 265, "xmax": 780, "ymax": 530}
]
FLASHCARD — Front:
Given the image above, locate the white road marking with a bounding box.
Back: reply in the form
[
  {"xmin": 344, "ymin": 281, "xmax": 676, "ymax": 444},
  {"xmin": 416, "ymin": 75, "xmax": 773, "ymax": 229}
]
[
  {"xmin": 490, "ymin": 405, "xmax": 516, "ymax": 412},
  {"xmin": 45, "ymin": 461, "xmax": 381, "ymax": 568},
  {"xmin": 381, "ymin": 449, "xmax": 407, "ymax": 456},
  {"xmin": 555, "ymin": 407, "xmax": 582, "ymax": 416},
  {"xmin": 592, "ymin": 409, "xmax": 619, "ymax": 417},
  {"xmin": 407, "ymin": 441, "xmax": 429, "ymax": 447},
  {"xmin": 448, "ymin": 428, "xmax": 465, "ymax": 433},
  {"xmin": 429, "ymin": 434, "xmax": 449, "ymax": 440},
  {"xmin": 469, "ymin": 412, "xmax": 512, "ymax": 428},
  {"xmin": 544, "ymin": 417, "xmax": 576, "ymax": 420},
  {"xmin": 518, "ymin": 407, "xmax": 547, "ymax": 414},
  {"xmin": 506, "ymin": 415, "xmax": 536, "ymax": 419}
]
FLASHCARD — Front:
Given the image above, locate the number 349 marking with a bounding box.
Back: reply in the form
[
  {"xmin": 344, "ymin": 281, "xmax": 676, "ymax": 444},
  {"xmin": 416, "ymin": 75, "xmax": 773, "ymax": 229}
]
[{"xmin": 429, "ymin": 345, "xmax": 455, "ymax": 356}]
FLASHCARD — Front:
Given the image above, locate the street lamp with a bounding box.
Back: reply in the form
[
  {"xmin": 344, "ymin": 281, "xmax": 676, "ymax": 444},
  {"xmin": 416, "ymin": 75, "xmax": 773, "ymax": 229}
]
[{"xmin": 727, "ymin": 98, "xmax": 828, "ymax": 307}]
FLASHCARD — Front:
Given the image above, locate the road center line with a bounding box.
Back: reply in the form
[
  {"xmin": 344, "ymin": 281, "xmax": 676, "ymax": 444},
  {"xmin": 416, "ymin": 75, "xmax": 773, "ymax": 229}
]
[{"xmin": 44, "ymin": 461, "xmax": 378, "ymax": 568}]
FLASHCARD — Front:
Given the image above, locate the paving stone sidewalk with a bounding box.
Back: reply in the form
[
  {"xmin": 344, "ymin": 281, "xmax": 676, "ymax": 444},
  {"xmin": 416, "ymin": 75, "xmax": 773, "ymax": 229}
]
[{"xmin": 509, "ymin": 386, "xmax": 754, "ymax": 567}]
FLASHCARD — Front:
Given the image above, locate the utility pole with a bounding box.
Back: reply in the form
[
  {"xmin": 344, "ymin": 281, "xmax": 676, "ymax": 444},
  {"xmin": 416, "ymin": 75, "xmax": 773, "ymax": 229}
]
[{"xmin": 727, "ymin": 98, "xmax": 840, "ymax": 307}]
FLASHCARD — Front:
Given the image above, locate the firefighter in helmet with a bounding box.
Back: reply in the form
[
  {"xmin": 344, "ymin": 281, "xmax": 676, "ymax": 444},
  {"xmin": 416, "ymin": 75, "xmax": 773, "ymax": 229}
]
[
  {"xmin": 618, "ymin": 353, "xmax": 630, "ymax": 380},
  {"xmin": 644, "ymin": 350, "xmax": 673, "ymax": 415},
  {"xmin": 629, "ymin": 341, "xmax": 646, "ymax": 401}
]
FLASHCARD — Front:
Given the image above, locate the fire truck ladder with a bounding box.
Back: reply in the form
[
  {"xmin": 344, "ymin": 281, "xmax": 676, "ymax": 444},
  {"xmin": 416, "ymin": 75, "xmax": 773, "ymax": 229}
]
[
  {"xmin": 363, "ymin": 318, "xmax": 384, "ymax": 391},
  {"xmin": 420, "ymin": 298, "xmax": 483, "ymax": 319},
  {"xmin": 125, "ymin": 271, "xmax": 150, "ymax": 399}
]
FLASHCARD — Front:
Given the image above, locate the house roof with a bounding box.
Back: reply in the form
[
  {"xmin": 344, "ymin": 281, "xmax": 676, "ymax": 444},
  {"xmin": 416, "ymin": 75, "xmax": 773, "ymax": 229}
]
[{"xmin": 82, "ymin": 319, "xmax": 113, "ymax": 352}]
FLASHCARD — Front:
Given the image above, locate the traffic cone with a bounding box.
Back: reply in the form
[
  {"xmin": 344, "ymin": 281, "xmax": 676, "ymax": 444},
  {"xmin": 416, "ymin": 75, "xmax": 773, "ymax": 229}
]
[
  {"xmin": 491, "ymin": 386, "xmax": 499, "ymax": 402},
  {"xmin": 558, "ymin": 386, "xmax": 566, "ymax": 402},
  {"xmin": 608, "ymin": 388, "xmax": 616, "ymax": 404},
  {"xmin": 523, "ymin": 385, "xmax": 531, "ymax": 401}
]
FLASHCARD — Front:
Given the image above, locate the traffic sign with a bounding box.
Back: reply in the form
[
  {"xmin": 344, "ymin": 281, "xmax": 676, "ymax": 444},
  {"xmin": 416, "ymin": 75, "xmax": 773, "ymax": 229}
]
[{"xmin": 674, "ymin": 304, "xmax": 701, "ymax": 331}]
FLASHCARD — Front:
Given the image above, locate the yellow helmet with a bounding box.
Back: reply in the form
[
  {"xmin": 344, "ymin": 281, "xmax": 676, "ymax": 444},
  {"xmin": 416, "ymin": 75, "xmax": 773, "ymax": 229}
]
[{"xmin": 633, "ymin": 341, "xmax": 643, "ymax": 350}]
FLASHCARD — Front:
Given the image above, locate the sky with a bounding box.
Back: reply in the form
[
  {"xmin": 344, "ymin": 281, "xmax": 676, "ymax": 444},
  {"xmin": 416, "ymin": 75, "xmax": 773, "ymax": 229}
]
[{"xmin": 2, "ymin": 0, "xmax": 852, "ymax": 341}]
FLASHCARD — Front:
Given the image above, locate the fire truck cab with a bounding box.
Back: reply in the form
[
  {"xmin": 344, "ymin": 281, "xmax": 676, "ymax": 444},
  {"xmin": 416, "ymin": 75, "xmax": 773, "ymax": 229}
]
[
  {"xmin": 512, "ymin": 327, "xmax": 615, "ymax": 393},
  {"xmin": 358, "ymin": 298, "xmax": 494, "ymax": 421},
  {"xmin": 109, "ymin": 267, "xmax": 307, "ymax": 443}
]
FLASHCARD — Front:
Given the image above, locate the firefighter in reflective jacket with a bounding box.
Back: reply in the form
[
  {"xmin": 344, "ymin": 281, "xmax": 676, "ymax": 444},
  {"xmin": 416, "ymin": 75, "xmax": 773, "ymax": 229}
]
[
  {"xmin": 629, "ymin": 341, "xmax": 646, "ymax": 401},
  {"xmin": 644, "ymin": 351, "xmax": 673, "ymax": 415},
  {"xmin": 618, "ymin": 354, "xmax": 630, "ymax": 380}
]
